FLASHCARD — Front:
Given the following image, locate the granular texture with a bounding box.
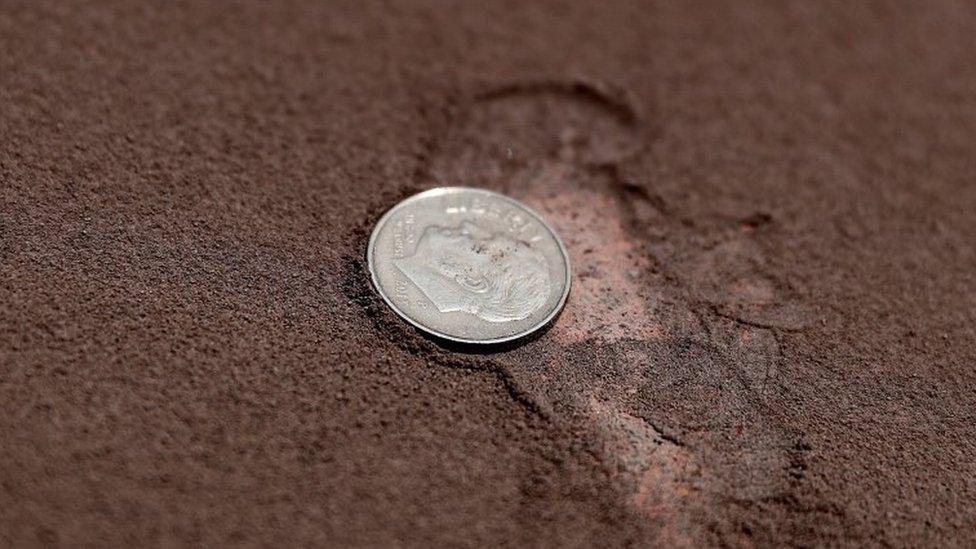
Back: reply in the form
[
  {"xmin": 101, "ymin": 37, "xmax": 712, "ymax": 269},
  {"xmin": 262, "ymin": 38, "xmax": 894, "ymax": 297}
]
[{"xmin": 2, "ymin": 1, "xmax": 975, "ymax": 546}]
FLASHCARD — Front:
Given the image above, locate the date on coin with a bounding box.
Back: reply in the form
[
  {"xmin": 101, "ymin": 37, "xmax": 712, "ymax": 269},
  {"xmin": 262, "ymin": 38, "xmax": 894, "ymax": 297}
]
[{"xmin": 367, "ymin": 187, "xmax": 571, "ymax": 344}]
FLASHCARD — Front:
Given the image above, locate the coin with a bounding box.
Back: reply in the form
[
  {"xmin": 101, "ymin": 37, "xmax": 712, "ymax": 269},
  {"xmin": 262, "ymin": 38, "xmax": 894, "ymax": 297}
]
[{"xmin": 367, "ymin": 187, "xmax": 571, "ymax": 345}]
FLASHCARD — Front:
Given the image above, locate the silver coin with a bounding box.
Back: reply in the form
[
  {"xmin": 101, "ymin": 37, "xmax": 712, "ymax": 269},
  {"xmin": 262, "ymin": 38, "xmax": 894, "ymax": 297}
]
[{"xmin": 367, "ymin": 187, "xmax": 571, "ymax": 344}]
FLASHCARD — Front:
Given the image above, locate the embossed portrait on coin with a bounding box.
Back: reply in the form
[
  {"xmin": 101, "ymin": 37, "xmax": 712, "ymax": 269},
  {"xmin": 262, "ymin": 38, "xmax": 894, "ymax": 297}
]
[{"xmin": 394, "ymin": 221, "xmax": 552, "ymax": 322}]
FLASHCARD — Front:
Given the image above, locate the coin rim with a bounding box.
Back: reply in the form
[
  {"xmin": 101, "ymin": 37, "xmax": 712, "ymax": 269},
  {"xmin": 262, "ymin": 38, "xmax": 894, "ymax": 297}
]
[{"xmin": 367, "ymin": 187, "xmax": 572, "ymax": 345}]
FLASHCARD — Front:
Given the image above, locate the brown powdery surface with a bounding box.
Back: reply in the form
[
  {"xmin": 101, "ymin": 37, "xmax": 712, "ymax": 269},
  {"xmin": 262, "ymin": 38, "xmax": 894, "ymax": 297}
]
[{"xmin": 2, "ymin": 1, "xmax": 975, "ymax": 547}]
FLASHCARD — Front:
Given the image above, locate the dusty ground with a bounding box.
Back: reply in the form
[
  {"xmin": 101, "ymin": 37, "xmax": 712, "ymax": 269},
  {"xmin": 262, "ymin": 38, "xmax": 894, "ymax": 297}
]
[{"xmin": 2, "ymin": 1, "xmax": 975, "ymax": 546}]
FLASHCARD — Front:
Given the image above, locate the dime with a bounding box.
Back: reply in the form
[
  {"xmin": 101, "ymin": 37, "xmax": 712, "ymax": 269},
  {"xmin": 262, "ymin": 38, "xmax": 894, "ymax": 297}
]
[{"xmin": 367, "ymin": 187, "xmax": 571, "ymax": 344}]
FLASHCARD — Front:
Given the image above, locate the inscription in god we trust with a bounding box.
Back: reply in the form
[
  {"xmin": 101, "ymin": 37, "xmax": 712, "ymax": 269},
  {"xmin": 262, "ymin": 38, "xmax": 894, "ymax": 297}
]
[{"xmin": 391, "ymin": 213, "xmax": 415, "ymax": 304}]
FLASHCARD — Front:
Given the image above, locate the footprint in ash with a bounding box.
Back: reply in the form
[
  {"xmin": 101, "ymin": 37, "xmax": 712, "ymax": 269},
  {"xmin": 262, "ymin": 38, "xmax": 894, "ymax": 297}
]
[{"xmin": 422, "ymin": 80, "xmax": 819, "ymax": 544}]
